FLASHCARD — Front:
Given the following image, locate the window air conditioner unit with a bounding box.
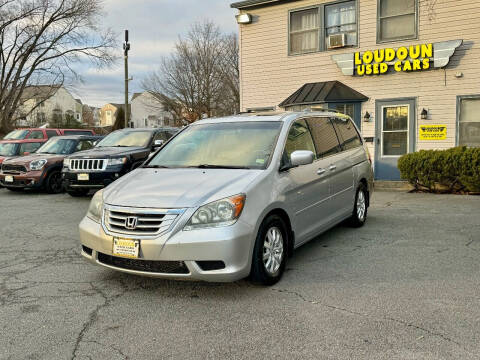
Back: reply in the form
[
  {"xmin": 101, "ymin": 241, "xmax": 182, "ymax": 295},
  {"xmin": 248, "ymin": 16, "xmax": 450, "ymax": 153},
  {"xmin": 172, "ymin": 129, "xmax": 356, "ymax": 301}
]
[{"xmin": 328, "ymin": 33, "xmax": 346, "ymax": 49}]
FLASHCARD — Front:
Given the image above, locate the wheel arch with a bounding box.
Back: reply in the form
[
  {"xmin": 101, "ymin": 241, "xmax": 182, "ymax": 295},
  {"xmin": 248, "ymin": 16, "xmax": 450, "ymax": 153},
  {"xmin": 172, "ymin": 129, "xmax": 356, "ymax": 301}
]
[{"xmin": 261, "ymin": 208, "xmax": 295, "ymax": 258}]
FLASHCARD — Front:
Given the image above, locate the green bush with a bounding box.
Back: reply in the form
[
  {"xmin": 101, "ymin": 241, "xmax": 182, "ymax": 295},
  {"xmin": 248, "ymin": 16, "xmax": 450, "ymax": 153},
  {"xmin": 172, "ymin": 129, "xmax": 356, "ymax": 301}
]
[{"xmin": 398, "ymin": 147, "xmax": 480, "ymax": 193}]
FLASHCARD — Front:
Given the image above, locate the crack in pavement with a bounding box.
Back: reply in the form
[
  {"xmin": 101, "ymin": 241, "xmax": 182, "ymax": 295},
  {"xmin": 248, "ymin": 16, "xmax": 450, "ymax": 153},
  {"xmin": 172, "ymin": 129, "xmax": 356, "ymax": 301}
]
[
  {"xmin": 70, "ymin": 281, "xmax": 129, "ymax": 360},
  {"xmin": 271, "ymin": 288, "xmax": 472, "ymax": 354}
]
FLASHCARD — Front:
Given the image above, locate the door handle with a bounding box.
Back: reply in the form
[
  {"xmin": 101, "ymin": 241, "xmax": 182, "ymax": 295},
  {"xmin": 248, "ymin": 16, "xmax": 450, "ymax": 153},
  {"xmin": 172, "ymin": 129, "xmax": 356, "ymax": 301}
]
[
  {"xmin": 329, "ymin": 164, "xmax": 337, "ymax": 171},
  {"xmin": 317, "ymin": 168, "xmax": 326, "ymax": 176}
]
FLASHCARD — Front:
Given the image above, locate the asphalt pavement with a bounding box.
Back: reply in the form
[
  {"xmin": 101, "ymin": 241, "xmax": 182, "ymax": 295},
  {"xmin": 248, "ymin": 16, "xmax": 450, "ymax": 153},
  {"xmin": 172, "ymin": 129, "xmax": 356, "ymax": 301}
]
[{"xmin": 0, "ymin": 189, "xmax": 479, "ymax": 359}]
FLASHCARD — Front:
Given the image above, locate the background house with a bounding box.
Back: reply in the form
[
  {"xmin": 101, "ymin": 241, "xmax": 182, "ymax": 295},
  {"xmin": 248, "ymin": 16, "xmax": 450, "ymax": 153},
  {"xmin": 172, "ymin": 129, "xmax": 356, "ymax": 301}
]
[
  {"xmin": 131, "ymin": 92, "xmax": 174, "ymax": 128},
  {"xmin": 99, "ymin": 103, "xmax": 131, "ymax": 127},
  {"xmin": 16, "ymin": 85, "xmax": 83, "ymax": 127}
]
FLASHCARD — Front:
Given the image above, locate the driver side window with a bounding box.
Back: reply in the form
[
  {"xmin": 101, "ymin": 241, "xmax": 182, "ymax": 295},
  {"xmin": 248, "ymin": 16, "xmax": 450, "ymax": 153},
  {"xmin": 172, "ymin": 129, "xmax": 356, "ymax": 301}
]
[{"xmin": 283, "ymin": 119, "xmax": 316, "ymax": 167}]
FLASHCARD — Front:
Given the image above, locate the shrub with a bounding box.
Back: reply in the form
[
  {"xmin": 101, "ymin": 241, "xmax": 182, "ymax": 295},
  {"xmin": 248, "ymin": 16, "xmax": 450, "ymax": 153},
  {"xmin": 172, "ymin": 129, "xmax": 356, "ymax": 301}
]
[{"xmin": 398, "ymin": 147, "xmax": 480, "ymax": 193}]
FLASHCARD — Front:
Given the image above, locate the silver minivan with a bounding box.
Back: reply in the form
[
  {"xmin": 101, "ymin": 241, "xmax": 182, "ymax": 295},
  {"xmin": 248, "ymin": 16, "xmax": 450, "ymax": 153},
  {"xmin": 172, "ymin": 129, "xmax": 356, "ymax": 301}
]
[{"xmin": 79, "ymin": 111, "xmax": 373, "ymax": 285}]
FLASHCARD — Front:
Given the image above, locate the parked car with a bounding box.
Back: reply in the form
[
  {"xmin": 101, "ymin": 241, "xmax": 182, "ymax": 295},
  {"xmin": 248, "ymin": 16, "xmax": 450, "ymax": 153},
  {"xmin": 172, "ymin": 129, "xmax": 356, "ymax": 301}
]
[
  {"xmin": 0, "ymin": 128, "xmax": 97, "ymax": 164},
  {"xmin": 79, "ymin": 112, "xmax": 374, "ymax": 285},
  {"xmin": 0, "ymin": 140, "xmax": 45, "ymax": 166},
  {"xmin": 63, "ymin": 127, "xmax": 178, "ymax": 197},
  {"xmin": 3, "ymin": 128, "xmax": 96, "ymax": 141},
  {"xmin": 0, "ymin": 135, "xmax": 102, "ymax": 193}
]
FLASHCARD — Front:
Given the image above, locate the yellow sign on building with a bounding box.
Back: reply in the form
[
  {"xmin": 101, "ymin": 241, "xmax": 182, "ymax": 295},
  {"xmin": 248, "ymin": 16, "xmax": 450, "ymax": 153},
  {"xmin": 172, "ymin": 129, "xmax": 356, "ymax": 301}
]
[
  {"xmin": 355, "ymin": 44, "xmax": 433, "ymax": 76},
  {"xmin": 419, "ymin": 125, "xmax": 447, "ymax": 140}
]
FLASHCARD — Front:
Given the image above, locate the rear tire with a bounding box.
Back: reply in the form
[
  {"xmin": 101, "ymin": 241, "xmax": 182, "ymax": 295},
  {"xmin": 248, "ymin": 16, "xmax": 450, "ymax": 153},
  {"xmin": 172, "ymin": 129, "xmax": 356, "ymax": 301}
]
[
  {"xmin": 45, "ymin": 171, "xmax": 64, "ymax": 194},
  {"xmin": 348, "ymin": 184, "xmax": 368, "ymax": 227},
  {"xmin": 67, "ymin": 188, "xmax": 90, "ymax": 197},
  {"xmin": 250, "ymin": 214, "xmax": 288, "ymax": 286}
]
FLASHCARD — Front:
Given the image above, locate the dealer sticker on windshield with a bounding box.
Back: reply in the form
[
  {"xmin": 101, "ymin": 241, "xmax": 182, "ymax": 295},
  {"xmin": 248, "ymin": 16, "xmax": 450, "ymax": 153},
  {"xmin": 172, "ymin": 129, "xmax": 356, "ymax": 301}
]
[{"xmin": 113, "ymin": 238, "xmax": 139, "ymax": 258}]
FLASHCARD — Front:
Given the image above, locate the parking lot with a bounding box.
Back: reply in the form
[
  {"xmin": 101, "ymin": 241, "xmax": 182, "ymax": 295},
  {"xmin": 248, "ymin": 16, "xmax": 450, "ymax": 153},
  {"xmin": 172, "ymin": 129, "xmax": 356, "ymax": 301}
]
[{"xmin": 0, "ymin": 189, "xmax": 479, "ymax": 359}]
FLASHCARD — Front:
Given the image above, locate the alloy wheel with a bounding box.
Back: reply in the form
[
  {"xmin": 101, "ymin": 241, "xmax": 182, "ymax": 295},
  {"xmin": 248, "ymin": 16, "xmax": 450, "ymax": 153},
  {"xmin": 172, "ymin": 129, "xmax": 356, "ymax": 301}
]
[
  {"xmin": 263, "ymin": 227, "xmax": 284, "ymax": 275},
  {"xmin": 357, "ymin": 190, "xmax": 366, "ymax": 221}
]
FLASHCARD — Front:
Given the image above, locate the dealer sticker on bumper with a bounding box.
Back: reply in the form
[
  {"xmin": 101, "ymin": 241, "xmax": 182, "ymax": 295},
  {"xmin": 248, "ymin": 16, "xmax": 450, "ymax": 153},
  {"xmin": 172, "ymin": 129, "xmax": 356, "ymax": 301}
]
[
  {"xmin": 4, "ymin": 175, "xmax": 14, "ymax": 183},
  {"xmin": 113, "ymin": 238, "xmax": 139, "ymax": 258},
  {"xmin": 77, "ymin": 173, "xmax": 89, "ymax": 181}
]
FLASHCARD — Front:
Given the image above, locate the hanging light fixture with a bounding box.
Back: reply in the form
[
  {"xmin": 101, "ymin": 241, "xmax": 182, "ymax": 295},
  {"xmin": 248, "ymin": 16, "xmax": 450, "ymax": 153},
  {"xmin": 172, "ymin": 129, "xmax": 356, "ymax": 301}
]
[
  {"xmin": 421, "ymin": 108, "xmax": 428, "ymax": 120},
  {"xmin": 363, "ymin": 111, "xmax": 371, "ymax": 122}
]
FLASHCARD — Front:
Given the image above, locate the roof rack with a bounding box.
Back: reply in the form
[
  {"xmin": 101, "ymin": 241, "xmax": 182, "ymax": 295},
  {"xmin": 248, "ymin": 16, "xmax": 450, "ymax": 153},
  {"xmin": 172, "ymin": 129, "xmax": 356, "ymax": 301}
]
[{"xmin": 306, "ymin": 106, "xmax": 345, "ymax": 114}]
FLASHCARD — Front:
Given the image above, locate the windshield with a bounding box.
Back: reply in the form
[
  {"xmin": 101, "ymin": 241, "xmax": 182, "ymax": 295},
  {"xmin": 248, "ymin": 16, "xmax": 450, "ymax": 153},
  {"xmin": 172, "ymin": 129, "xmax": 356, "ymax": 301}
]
[
  {"xmin": 147, "ymin": 121, "xmax": 283, "ymax": 169},
  {"xmin": 4, "ymin": 130, "xmax": 29, "ymax": 140},
  {"xmin": 0, "ymin": 143, "xmax": 18, "ymax": 156},
  {"xmin": 97, "ymin": 131, "xmax": 152, "ymax": 147},
  {"xmin": 37, "ymin": 138, "xmax": 77, "ymax": 155}
]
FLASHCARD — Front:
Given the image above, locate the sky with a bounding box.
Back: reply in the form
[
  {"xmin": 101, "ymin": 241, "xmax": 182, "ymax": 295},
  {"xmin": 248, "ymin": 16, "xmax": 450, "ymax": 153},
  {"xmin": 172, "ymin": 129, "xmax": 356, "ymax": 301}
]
[{"xmin": 73, "ymin": 0, "xmax": 238, "ymax": 107}]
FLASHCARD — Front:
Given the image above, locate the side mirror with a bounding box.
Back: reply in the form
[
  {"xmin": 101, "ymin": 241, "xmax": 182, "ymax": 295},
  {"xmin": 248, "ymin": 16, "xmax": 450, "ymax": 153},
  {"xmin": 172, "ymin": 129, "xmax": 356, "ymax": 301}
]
[
  {"xmin": 153, "ymin": 139, "xmax": 164, "ymax": 148},
  {"xmin": 290, "ymin": 150, "xmax": 315, "ymax": 167}
]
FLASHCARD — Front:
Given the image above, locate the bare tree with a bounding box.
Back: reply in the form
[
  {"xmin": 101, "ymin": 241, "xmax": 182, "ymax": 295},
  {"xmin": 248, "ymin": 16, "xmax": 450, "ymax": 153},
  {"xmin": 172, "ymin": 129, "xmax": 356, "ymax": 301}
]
[
  {"xmin": 0, "ymin": 0, "xmax": 116, "ymax": 134},
  {"xmin": 142, "ymin": 20, "xmax": 240, "ymax": 124}
]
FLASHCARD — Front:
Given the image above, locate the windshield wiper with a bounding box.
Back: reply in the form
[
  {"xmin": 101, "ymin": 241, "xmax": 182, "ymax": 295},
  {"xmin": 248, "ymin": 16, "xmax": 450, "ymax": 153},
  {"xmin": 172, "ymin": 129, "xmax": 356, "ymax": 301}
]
[
  {"xmin": 143, "ymin": 165, "xmax": 170, "ymax": 169},
  {"xmin": 189, "ymin": 164, "xmax": 252, "ymax": 169}
]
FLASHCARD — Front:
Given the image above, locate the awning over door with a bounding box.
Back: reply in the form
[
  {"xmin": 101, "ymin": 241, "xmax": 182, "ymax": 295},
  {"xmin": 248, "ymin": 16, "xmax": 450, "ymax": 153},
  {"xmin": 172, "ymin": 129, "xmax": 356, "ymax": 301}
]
[{"xmin": 279, "ymin": 81, "xmax": 368, "ymax": 108}]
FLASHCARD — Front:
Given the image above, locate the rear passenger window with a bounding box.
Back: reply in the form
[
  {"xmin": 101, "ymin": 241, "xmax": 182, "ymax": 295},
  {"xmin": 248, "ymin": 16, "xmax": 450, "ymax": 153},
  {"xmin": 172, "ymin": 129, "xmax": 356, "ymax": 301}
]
[
  {"xmin": 154, "ymin": 131, "xmax": 170, "ymax": 142},
  {"xmin": 46, "ymin": 130, "xmax": 58, "ymax": 138},
  {"xmin": 75, "ymin": 140, "xmax": 94, "ymax": 152},
  {"xmin": 29, "ymin": 130, "xmax": 44, "ymax": 139},
  {"xmin": 331, "ymin": 117, "xmax": 362, "ymax": 151},
  {"xmin": 306, "ymin": 117, "xmax": 342, "ymax": 158},
  {"xmin": 63, "ymin": 130, "xmax": 92, "ymax": 136},
  {"xmin": 284, "ymin": 119, "xmax": 316, "ymax": 159}
]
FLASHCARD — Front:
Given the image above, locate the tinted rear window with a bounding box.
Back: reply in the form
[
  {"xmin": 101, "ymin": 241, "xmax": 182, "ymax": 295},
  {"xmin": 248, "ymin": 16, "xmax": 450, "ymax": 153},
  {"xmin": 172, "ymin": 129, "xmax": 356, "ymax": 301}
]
[
  {"xmin": 46, "ymin": 130, "xmax": 59, "ymax": 138},
  {"xmin": 63, "ymin": 130, "xmax": 93, "ymax": 135},
  {"xmin": 331, "ymin": 117, "xmax": 362, "ymax": 151},
  {"xmin": 307, "ymin": 117, "xmax": 341, "ymax": 158}
]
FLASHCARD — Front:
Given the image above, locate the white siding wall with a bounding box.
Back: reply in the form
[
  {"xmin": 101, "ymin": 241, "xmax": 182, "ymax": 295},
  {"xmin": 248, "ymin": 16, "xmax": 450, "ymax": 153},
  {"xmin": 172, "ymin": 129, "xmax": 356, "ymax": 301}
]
[{"xmin": 238, "ymin": 0, "xmax": 480, "ymax": 154}]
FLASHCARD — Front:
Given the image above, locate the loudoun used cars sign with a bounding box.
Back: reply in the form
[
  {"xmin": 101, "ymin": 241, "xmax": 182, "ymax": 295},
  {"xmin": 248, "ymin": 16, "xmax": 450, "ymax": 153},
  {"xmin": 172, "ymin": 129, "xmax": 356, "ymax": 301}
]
[
  {"xmin": 332, "ymin": 40, "xmax": 463, "ymax": 76},
  {"xmin": 355, "ymin": 44, "xmax": 433, "ymax": 76}
]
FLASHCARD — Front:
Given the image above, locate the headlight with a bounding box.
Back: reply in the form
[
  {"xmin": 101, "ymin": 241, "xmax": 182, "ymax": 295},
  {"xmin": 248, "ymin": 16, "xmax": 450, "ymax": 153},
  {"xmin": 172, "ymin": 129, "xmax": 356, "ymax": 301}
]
[
  {"xmin": 108, "ymin": 157, "xmax": 127, "ymax": 166},
  {"xmin": 184, "ymin": 194, "xmax": 246, "ymax": 231},
  {"xmin": 63, "ymin": 158, "xmax": 70, "ymax": 167},
  {"xmin": 87, "ymin": 189, "xmax": 104, "ymax": 223},
  {"xmin": 30, "ymin": 159, "xmax": 47, "ymax": 171}
]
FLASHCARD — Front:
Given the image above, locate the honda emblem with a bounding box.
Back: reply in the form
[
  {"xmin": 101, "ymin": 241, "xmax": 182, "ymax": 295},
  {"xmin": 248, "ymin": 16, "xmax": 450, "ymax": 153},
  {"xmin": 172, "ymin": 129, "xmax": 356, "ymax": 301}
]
[{"xmin": 125, "ymin": 216, "xmax": 138, "ymax": 230}]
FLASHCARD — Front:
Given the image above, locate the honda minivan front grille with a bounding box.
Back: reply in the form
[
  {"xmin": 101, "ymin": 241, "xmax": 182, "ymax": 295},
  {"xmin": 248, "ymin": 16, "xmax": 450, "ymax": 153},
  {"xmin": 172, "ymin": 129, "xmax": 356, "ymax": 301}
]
[
  {"xmin": 103, "ymin": 206, "xmax": 180, "ymax": 236},
  {"xmin": 69, "ymin": 159, "xmax": 107, "ymax": 171}
]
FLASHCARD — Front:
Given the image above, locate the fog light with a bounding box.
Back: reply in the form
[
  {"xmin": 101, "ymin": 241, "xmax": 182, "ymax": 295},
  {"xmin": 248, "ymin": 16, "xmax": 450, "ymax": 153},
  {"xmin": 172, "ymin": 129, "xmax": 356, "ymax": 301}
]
[{"xmin": 115, "ymin": 173, "xmax": 119, "ymax": 177}]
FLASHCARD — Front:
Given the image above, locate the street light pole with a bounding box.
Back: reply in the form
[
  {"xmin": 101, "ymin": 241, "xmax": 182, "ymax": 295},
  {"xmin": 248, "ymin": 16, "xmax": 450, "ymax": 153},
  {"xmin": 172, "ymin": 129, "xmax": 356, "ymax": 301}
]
[{"xmin": 123, "ymin": 30, "xmax": 130, "ymax": 128}]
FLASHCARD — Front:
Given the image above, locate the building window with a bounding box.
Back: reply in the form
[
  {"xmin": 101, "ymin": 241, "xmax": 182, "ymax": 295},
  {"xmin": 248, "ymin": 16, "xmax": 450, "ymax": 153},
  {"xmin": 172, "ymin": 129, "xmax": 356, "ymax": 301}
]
[
  {"xmin": 377, "ymin": 0, "xmax": 417, "ymax": 43},
  {"xmin": 458, "ymin": 96, "xmax": 480, "ymax": 147},
  {"xmin": 325, "ymin": 1, "xmax": 357, "ymax": 47},
  {"xmin": 289, "ymin": 1, "xmax": 357, "ymax": 55},
  {"xmin": 289, "ymin": 8, "xmax": 320, "ymax": 55}
]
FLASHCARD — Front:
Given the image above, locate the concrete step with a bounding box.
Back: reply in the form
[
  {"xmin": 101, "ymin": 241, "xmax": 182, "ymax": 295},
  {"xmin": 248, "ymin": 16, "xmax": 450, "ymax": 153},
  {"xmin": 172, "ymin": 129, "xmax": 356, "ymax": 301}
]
[{"xmin": 374, "ymin": 181, "xmax": 414, "ymax": 192}]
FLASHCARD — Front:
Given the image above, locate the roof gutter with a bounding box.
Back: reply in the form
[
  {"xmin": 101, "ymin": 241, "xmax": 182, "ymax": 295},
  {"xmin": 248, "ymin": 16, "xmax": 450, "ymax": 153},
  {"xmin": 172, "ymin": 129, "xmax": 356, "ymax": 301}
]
[{"xmin": 230, "ymin": 0, "xmax": 281, "ymax": 9}]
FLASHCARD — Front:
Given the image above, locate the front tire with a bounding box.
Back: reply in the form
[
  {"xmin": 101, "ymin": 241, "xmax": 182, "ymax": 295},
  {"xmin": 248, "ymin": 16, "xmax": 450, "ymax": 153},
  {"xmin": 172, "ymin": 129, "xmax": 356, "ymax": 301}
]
[
  {"xmin": 45, "ymin": 171, "xmax": 64, "ymax": 194},
  {"xmin": 250, "ymin": 214, "xmax": 288, "ymax": 286},
  {"xmin": 348, "ymin": 184, "xmax": 368, "ymax": 227}
]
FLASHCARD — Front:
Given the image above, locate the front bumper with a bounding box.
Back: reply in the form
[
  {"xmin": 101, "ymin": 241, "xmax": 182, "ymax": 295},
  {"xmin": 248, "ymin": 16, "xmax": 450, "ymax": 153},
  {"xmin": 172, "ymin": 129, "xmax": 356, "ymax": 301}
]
[
  {"xmin": 0, "ymin": 171, "xmax": 45, "ymax": 189},
  {"xmin": 79, "ymin": 216, "xmax": 255, "ymax": 282}
]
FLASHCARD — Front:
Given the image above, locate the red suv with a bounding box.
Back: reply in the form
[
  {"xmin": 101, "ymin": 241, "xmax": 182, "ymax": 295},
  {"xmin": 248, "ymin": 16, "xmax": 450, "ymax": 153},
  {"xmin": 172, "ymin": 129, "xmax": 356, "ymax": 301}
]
[
  {"xmin": 3, "ymin": 128, "xmax": 96, "ymax": 141},
  {"xmin": 0, "ymin": 128, "xmax": 96, "ymax": 165}
]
